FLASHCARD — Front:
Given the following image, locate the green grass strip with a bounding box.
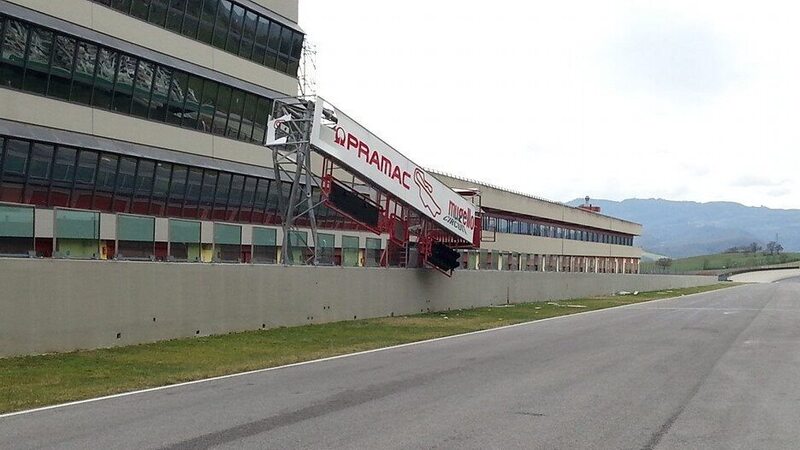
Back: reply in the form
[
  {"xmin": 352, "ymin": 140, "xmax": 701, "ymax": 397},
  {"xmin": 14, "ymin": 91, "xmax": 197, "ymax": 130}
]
[{"xmin": 0, "ymin": 283, "xmax": 738, "ymax": 414}]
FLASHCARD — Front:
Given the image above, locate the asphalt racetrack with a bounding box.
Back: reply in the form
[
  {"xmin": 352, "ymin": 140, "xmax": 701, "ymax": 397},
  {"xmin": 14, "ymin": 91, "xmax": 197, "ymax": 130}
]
[{"xmin": 3, "ymin": 279, "xmax": 800, "ymax": 449}]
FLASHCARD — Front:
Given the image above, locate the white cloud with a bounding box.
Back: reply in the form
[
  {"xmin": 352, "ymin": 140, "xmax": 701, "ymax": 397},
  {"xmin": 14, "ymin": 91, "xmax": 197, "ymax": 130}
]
[{"xmin": 300, "ymin": 0, "xmax": 800, "ymax": 208}]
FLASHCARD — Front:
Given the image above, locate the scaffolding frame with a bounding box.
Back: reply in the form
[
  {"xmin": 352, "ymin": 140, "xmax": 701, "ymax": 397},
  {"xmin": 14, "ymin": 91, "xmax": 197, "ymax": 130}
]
[
  {"xmin": 268, "ymin": 98, "xmax": 323, "ymax": 265},
  {"xmin": 267, "ymin": 97, "xmax": 481, "ymax": 274}
]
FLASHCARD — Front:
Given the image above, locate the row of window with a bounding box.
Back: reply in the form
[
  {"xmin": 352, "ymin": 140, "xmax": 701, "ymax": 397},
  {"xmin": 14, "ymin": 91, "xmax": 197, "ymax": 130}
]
[
  {"xmin": 93, "ymin": 0, "xmax": 303, "ymax": 76},
  {"xmin": 0, "ymin": 134, "xmax": 638, "ymax": 245},
  {"xmin": 0, "ymin": 15, "xmax": 273, "ymax": 145},
  {"xmin": 0, "ymin": 203, "xmax": 382, "ymax": 266},
  {"xmin": 0, "ymin": 135, "xmax": 358, "ymax": 229},
  {"xmin": 482, "ymin": 213, "xmax": 635, "ymax": 246},
  {"xmin": 458, "ymin": 250, "xmax": 639, "ymax": 274}
]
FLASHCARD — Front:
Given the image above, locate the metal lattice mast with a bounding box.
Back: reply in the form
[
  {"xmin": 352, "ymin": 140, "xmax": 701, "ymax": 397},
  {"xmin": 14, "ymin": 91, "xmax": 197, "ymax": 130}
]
[{"xmin": 268, "ymin": 99, "xmax": 322, "ymax": 265}]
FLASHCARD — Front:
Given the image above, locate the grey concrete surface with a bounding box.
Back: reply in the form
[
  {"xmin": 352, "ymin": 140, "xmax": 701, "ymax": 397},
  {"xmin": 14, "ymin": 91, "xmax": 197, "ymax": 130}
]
[
  {"xmin": 0, "ymin": 258, "xmax": 715, "ymax": 357},
  {"xmin": 729, "ymin": 268, "xmax": 800, "ymax": 283},
  {"xmin": 3, "ymin": 280, "xmax": 799, "ymax": 449}
]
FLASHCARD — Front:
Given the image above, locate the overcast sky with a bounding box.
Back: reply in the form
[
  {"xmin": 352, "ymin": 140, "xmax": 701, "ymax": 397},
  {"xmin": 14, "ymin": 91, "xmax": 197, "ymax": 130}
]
[{"xmin": 299, "ymin": 1, "xmax": 800, "ymax": 209}]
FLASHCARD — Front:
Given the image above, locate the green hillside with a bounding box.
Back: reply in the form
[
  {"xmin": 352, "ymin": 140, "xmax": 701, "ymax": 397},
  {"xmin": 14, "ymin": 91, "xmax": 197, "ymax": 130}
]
[{"xmin": 641, "ymin": 252, "xmax": 800, "ymax": 273}]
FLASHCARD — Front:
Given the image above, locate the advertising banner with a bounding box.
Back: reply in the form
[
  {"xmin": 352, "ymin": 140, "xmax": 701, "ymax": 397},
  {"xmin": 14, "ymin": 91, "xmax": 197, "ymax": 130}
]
[{"xmin": 309, "ymin": 98, "xmax": 476, "ymax": 243}]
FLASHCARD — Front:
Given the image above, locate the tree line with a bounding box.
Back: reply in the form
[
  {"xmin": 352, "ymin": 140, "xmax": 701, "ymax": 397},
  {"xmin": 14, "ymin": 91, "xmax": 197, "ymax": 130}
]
[{"xmin": 724, "ymin": 241, "xmax": 783, "ymax": 255}]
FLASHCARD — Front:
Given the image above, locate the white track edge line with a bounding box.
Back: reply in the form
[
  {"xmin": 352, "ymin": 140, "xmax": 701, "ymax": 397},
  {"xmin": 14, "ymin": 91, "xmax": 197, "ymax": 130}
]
[{"xmin": 0, "ymin": 284, "xmax": 743, "ymax": 419}]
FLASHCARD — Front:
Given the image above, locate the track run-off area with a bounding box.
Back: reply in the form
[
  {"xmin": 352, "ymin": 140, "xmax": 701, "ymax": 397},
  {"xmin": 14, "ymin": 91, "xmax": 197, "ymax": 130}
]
[{"xmin": 3, "ymin": 277, "xmax": 800, "ymax": 449}]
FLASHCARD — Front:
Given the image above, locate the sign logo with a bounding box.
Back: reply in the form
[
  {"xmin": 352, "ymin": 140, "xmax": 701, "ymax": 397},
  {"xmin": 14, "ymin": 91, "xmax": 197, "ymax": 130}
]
[
  {"xmin": 328, "ymin": 121, "xmax": 474, "ymax": 238},
  {"xmin": 413, "ymin": 168, "xmax": 441, "ymax": 217},
  {"xmin": 332, "ymin": 126, "xmax": 412, "ymax": 190},
  {"xmin": 334, "ymin": 126, "xmax": 347, "ymax": 146}
]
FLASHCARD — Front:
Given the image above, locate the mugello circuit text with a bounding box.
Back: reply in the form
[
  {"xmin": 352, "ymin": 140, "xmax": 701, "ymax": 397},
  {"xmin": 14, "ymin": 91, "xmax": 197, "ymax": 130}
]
[{"xmin": 333, "ymin": 126, "xmax": 476, "ymax": 234}]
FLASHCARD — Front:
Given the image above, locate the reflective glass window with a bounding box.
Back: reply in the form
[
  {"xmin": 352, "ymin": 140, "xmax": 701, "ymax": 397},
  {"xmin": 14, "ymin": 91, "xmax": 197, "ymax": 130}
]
[
  {"xmin": 241, "ymin": 176, "xmax": 256, "ymax": 210},
  {"xmin": 226, "ymin": 88, "xmax": 245, "ymax": 138},
  {"xmin": 276, "ymin": 26, "xmax": 292, "ymax": 72},
  {"xmin": 252, "ymin": 17, "xmax": 269, "ymax": 65},
  {"xmin": 212, "ymin": 0, "xmax": 233, "ymax": 49},
  {"xmin": 226, "ymin": 4, "xmax": 245, "ymax": 53},
  {"xmin": 184, "ymin": 167, "xmax": 203, "ymax": 204},
  {"xmin": 214, "ymin": 172, "xmax": 231, "ymax": 206},
  {"xmin": 129, "ymin": 59, "xmax": 154, "ymax": 117},
  {"xmin": 28, "ymin": 143, "xmax": 54, "ymax": 180},
  {"xmin": 197, "ymin": 79, "xmax": 217, "ymax": 132},
  {"xmin": 2, "ymin": 139, "xmax": 29, "ymax": 177},
  {"xmin": 167, "ymin": 70, "xmax": 188, "ymax": 126},
  {"xmin": 22, "ymin": 27, "xmax": 52, "ymax": 94},
  {"xmin": 111, "ymin": 0, "xmax": 132, "ymax": 12},
  {"xmin": 70, "ymin": 41, "xmax": 97, "ymax": 105},
  {"xmin": 238, "ymin": 93, "xmax": 257, "ymax": 141},
  {"xmin": 112, "ymin": 54, "xmax": 137, "ymax": 113},
  {"xmin": 92, "ymin": 47, "xmax": 118, "ymax": 109},
  {"xmin": 1, "ymin": 20, "xmax": 30, "ymax": 89},
  {"xmin": 213, "ymin": 84, "xmax": 231, "ymax": 135},
  {"xmin": 291, "ymin": 30, "xmax": 303, "ymax": 60},
  {"xmin": 166, "ymin": 0, "xmax": 187, "ymax": 33},
  {"xmin": 197, "ymin": 0, "xmax": 218, "ymax": 44},
  {"xmin": 135, "ymin": 160, "xmax": 155, "ymax": 196},
  {"xmin": 130, "ymin": 0, "xmax": 152, "ymax": 20},
  {"xmin": 239, "ymin": 11, "xmax": 257, "ymax": 59},
  {"xmin": 48, "ymin": 34, "xmax": 76, "ymax": 100},
  {"xmin": 182, "ymin": 74, "xmax": 203, "ymax": 129},
  {"xmin": 152, "ymin": 162, "xmax": 172, "ymax": 200},
  {"xmin": 265, "ymin": 20, "xmax": 280, "ymax": 68},
  {"xmin": 52, "ymin": 146, "xmax": 77, "ymax": 183},
  {"xmin": 168, "ymin": 164, "xmax": 187, "ymax": 201},
  {"xmin": 253, "ymin": 178, "xmax": 268, "ymax": 211},
  {"xmin": 200, "ymin": 170, "xmax": 217, "ymax": 205},
  {"xmin": 183, "ymin": 0, "xmax": 203, "ymax": 38},
  {"xmin": 228, "ymin": 174, "xmax": 243, "ymax": 207},
  {"xmin": 252, "ymin": 97, "xmax": 270, "ymax": 144},
  {"xmin": 96, "ymin": 154, "xmax": 118, "ymax": 191},
  {"xmin": 149, "ymin": 65, "xmax": 172, "ymax": 121},
  {"xmin": 149, "ymin": 0, "xmax": 169, "ymax": 27},
  {"xmin": 75, "ymin": 150, "xmax": 98, "ymax": 185},
  {"xmin": 116, "ymin": 156, "xmax": 137, "ymax": 193}
]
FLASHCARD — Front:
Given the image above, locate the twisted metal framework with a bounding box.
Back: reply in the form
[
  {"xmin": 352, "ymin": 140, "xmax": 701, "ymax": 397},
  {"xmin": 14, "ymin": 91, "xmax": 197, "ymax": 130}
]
[{"xmin": 268, "ymin": 98, "xmax": 322, "ymax": 265}]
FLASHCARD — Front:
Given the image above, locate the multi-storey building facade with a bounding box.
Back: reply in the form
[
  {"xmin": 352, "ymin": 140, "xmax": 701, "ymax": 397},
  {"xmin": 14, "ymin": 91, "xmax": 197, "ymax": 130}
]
[
  {"xmin": 0, "ymin": 0, "xmax": 641, "ymax": 272},
  {"xmin": 436, "ymin": 173, "xmax": 642, "ymax": 274}
]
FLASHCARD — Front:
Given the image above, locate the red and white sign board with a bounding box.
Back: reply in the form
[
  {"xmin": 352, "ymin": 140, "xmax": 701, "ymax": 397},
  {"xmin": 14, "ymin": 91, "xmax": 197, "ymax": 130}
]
[{"xmin": 309, "ymin": 98, "xmax": 476, "ymax": 243}]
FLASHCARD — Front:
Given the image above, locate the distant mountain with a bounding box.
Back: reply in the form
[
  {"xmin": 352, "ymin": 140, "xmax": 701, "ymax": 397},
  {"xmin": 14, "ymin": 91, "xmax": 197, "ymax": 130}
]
[{"xmin": 566, "ymin": 198, "xmax": 800, "ymax": 258}]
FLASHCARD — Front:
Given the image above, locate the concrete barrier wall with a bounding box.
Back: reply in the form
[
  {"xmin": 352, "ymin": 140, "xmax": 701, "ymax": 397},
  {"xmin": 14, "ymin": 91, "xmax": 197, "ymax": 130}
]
[{"xmin": 0, "ymin": 258, "xmax": 717, "ymax": 357}]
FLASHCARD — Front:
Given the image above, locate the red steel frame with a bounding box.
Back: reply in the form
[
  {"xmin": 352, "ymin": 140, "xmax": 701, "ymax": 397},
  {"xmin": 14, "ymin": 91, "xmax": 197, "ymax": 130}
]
[{"xmin": 320, "ymin": 158, "xmax": 480, "ymax": 275}]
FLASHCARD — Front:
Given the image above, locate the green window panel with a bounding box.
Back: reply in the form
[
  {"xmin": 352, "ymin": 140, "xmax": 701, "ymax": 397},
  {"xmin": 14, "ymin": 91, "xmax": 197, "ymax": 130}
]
[
  {"xmin": 286, "ymin": 230, "xmax": 307, "ymax": 264},
  {"xmin": 0, "ymin": 205, "xmax": 34, "ymax": 238},
  {"xmin": 288, "ymin": 230, "xmax": 307, "ymax": 247},
  {"xmin": 316, "ymin": 233, "xmax": 334, "ymax": 249},
  {"xmin": 341, "ymin": 235, "xmax": 359, "ymax": 249},
  {"xmin": 252, "ymin": 227, "xmax": 276, "ymax": 246},
  {"xmin": 365, "ymin": 238, "xmax": 382, "ymax": 249},
  {"xmin": 170, "ymin": 219, "xmax": 200, "ymax": 243},
  {"xmin": 341, "ymin": 235, "xmax": 359, "ymax": 267},
  {"xmin": 55, "ymin": 210, "xmax": 99, "ymax": 239},
  {"xmin": 214, "ymin": 223, "xmax": 241, "ymax": 245},
  {"xmin": 316, "ymin": 232, "xmax": 335, "ymax": 265},
  {"xmin": 117, "ymin": 215, "xmax": 154, "ymax": 242}
]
